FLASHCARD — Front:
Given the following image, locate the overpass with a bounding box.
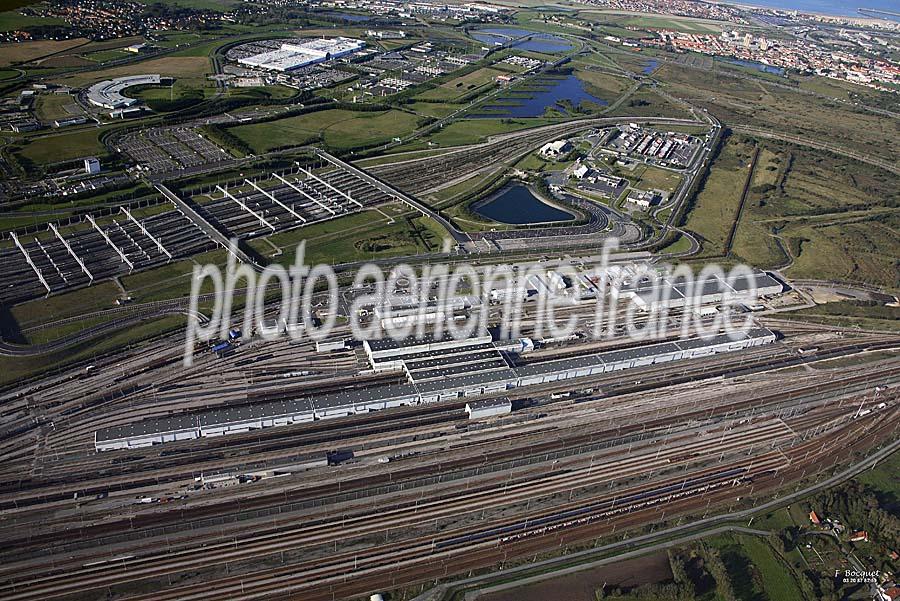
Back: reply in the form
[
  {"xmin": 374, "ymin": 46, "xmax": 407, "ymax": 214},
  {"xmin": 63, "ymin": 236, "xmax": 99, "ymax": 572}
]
[{"xmin": 154, "ymin": 182, "xmax": 260, "ymax": 266}]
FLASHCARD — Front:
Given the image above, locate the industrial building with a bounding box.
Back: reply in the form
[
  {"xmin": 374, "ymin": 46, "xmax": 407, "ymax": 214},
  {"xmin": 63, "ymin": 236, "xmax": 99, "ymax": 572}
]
[
  {"xmin": 466, "ymin": 398, "xmax": 512, "ymax": 419},
  {"xmin": 86, "ymin": 75, "xmax": 165, "ymax": 110},
  {"xmin": 622, "ymin": 271, "xmax": 784, "ymax": 311},
  {"xmin": 95, "ymin": 327, "xmax": 776, "ymax": 451},
  {"xmin": 238, "ymin": 37, "xmax": 365, "ymax": 72}
]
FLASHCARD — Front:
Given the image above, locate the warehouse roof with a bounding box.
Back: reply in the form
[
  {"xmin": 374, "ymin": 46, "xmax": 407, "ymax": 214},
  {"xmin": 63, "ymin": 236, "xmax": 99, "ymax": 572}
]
[
  {"xmin": 366, "ymin": 329, "xmax": 491, "ymax": 353},
  {"xmin": 96, "ymin": 413, "xmax": 198, "ymax": 442},
  {"xmin": 466, "ymin": 398, "xmax": 512, "ymax": 410},
  {"xmin": 415, "ymin": 368, "xmax": 518, "ymax": 394},
  {"xmin": 371, "ymin": 342, "xmax": 495, "ymax": 364},
  {"xmin": 410, "ymin": 358, "xmax": 510, "ymax": 382},
  {"xmin": 403, "ymin": 348, "xmax": 503, "ymax": 371},
  {"xmin": 97, "ymin": 327, "xmax": 776, "ymax": 445},
  {"xmin": 200, "ymin": 399, "xmax": 313, "ymax": 427}
]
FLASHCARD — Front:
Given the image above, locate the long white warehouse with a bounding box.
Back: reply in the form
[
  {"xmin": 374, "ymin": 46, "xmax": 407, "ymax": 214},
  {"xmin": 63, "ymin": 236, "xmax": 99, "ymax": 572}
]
[{"xmin": 95, "ymin": 327, "xmax": 776, "ymax": 452}]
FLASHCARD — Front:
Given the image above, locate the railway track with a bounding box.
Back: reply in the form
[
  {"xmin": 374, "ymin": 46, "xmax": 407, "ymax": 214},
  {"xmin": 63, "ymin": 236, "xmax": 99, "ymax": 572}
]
[
  {"xmin": 8, "ymin": 405, "xmax": 893, "ymax": 601},
  {"xmin": 1, "ymin": 376, "xmax": 892, "ymax": 590},
  {"xmin": 1, "ymin": 335, "xmax": 894, "ymax": 513}
]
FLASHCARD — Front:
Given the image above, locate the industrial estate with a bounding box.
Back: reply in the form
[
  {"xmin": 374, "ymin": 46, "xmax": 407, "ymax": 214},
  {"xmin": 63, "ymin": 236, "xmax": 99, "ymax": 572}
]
[{"xmin": 0, "ymin": 1, "xmax": 897, "ymax": 601}]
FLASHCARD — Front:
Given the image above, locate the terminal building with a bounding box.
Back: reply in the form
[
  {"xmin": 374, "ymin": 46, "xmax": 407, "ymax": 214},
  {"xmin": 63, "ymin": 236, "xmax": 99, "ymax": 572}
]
[
  {"xmin": 238, "ymin": 37, "xmax": 365, "ymax": 72},
  {"xmin": 86, "ymin": 75, "xmax": 167, "ymax": 110},
  {"xmin": 95, "ymin": 326, "xmax": 777, "ymax": 452}
]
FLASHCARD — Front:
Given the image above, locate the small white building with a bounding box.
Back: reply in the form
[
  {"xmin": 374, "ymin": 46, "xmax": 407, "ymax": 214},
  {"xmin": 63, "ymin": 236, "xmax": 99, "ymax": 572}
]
[
  {"xmin": 626, "ymin": 189, "xmax": 660, "ymax": 209},
  {"xmin": 84, "ymin": 157, "xmax": 101, "ymax": 174},
  {"xmin": 466, "ymin": 398, "xmax": 512, "ymax": 420},
  {"xmin": 540, "ymin": 139, "xmax": 571, "ymax": 159}
]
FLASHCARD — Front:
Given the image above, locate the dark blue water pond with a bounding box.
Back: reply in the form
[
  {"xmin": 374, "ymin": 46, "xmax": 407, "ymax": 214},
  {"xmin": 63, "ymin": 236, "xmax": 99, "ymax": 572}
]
[
  {"xmin": 472, "ymin": 74, "xmax": 606, "ymax": 118},
  {"xmin": 470, "ymin": 27, "xmax": 573, "ymax": 53},
  {"xmin": 642, "ymin": 59, "xmax": 659, "ymax": 74},
  {"xmin": 722, "ymin": 58, "xmax": 785, "ymax": 75},
  {"xmin": 473, "ymin": 184, "xmax": 575, "ymax": 224}
]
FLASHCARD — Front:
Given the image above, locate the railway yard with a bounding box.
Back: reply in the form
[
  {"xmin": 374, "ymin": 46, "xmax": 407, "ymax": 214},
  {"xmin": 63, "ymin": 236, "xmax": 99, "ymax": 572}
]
[
  {"xmin": 0, "ymin": 304, "xmax": 897, "ymax": 600},
  {"xmin": 0, "ymin": 5, "xmax": 898, "ymax": 600}
]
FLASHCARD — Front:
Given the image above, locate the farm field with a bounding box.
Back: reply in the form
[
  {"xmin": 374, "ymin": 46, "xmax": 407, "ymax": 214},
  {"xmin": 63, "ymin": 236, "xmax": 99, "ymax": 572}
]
[
  {"xmin": 49, "ymin": 55, "xmax": 212, "ymax": 86},
  {"xmin": 0, "ymin": 38, "xmax": 87, "ymax": 66},
  {"xmin": 13, "ymin": 127, "xmax": 111, "ymax": 165},
  {"xmin": 229, "ymin": 109, "xmax": 422, "ymax": 153},
  {"xmin": 415, "ymin": 67, "xmax": 505, "ymax": 102}
]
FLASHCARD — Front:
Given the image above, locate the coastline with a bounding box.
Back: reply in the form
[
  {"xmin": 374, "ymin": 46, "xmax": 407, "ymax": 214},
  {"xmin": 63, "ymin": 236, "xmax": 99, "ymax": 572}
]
[{"xmin": 706, "ymin": 0, "xmax": 897, "ymax": 26}]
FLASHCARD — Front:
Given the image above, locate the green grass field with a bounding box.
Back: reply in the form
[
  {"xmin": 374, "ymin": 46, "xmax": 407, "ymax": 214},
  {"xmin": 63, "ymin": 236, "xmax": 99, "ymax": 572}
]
[
  {"xmin": 655, "ymin": 62, "xmax": 897, "ymax": 164},
  {"xmin": 248, "ymin": 205, "xmax": 446, "ymax": 266},
  {"xmin": 15, "ymin": 127, "xmax": 111, "ymax": 165},
  {"xmin": 709, "ymin": 533, "xmax": 806, "ymax": 601},
  {"xmin": 415, "ymin": 67, "xmax": 503, "ymax": 102},
  {"xmin": 406, "ymin": 101, "xmax": 460, "ymax": 118},
  {"xmin": 683, "ymin": 136, "xmax": 754, "ymax": 257},
  {"xmin": 32, "ymin": 92, "xmax": 79, "ymax": 121},
  {"xmin": 121, "ymin": 248, "xmax": 229, "ymax": 303},
  {"xmin": 10, "ymin": 281, "xmax": 121, "ymax": 329},
  {"xmin": 0, "ymin": 314, "xmax": 186, "ymax": 386},
  {"xmin": 82, "ymin": 48, "xmax": 129, "ymax": 63},
  {"xmin": 424, "ymin": 117, "xmax": 555, "ymax": 147},
  {"xmin": 230, "ymin": 109, "xmax": 422, "ymax": 153},
  {"xmin": 0, "ymin": 9, "xmax": 63, "ymax": 32},
  {"xmin": 729, "ymin": 139, "xmax": 899, "ymax": 288},
  {"xmin": 633, "ymin": 164, "xmax": 682, "ymax": 193},
  {"xmin": 573, "ymin": 67, "xmax": 631, "ymax": 101}
]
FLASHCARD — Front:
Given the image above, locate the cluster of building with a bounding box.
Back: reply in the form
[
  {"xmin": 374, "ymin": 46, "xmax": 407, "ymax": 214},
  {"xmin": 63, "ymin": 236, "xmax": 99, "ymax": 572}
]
[
  {"xmin": 312, "ymin": 0, "xmax": 510, "ymax": 22},
  {"xmin": 15, "ymin": 0, "xmax": 221, "ymax": 41},
  {"xmin": 94, "ymin": 325, "xmax": 777, "ymax": 451},
  {"xmin": 500, "ymin": 55, "xmax": 544, "ymax": 71},
  {"xmin": 350, "ymin": 43, "xmax": 482, "ymax": 98},
  {"xmin": 571, "ymin": 164, "xmax": 628, "ymax": 199},
  {"xmin": 223, "ymin": 35, "xmax": 485, "ymax": 97},
  {"xmin": 578, "ymin": 0, "xmax": 748, "ymax": 25},
  {"xmin": 604, "ymin": 124, "xmax": 700, "ymax": 168},
  {"xmin": 650, "ymin": 29, "xmax": 900, "ymax": 93},
  {"xmin": 223, "ymin": 37, "xmax": 367, "ymax": 91}
]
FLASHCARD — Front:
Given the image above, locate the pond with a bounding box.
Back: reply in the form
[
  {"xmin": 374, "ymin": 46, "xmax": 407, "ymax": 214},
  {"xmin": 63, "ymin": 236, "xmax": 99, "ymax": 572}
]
[
  {"xmin": 469, "ymin": 27, "xmax": 573, "ymax": 53},
  {"xmin": 472, "ymin": 184, "xmax": 575, "ymax": 225},
  {"xmin": 642, "ymin": 59, "xmax": 659, "ymax": 74},
  {"xmin": 722, "ymin": 58, "xmax": 785, "ymax": 75},
  {"xmin": 471, "ymin": 74, "xmax": 607, "ymax": 118}
]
